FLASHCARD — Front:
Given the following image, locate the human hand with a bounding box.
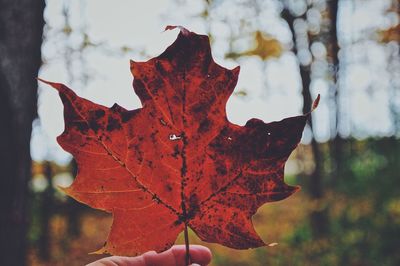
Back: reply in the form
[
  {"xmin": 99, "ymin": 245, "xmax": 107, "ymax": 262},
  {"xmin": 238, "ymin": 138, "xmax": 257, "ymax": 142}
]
[{"xmin": 86, "ymin": 245, "xmax": 212, "ymax": 266}]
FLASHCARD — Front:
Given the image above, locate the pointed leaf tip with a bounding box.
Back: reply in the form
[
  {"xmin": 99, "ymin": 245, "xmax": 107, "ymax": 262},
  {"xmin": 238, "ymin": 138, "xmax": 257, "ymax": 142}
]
[
  {"xmin": 232, "ymin": 65, "xmax": 240, "ymax": 74},
  {"xmin": 37, "ymin": 77, "xmax": 63, "ymax": 91},
  {"xmin": 164, "ymin": 25, "xmax": 190, "ymax": 35},
  {"xmin": 89, "ymin": 246, "xmax": 108, "ymax": 255},
  {"xmin": 312, "ymin": 94, "xmax": 320, "ymax": 112},
  {"xmin": 164, "ymin": 25, "xmax": 177, "ymax": 31},
  {"xmin": 36, "ymin": 77, "xmax": 50, "ymax": 84},
  {"xmin": 57, "ymin": 185, "xmax": 70, "ymax": 195},
  {"xmin": 129, "ymin": 59, "xmax": 136, "ymax": 69}
]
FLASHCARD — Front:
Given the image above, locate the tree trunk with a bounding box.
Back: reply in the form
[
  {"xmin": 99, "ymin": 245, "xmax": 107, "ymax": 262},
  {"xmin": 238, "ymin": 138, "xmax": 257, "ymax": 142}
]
[
  {"xmin": 0, "ymin": 1, "xmax": 45, "ymax": 265},
  {"xmin": 282, "ymin": 5, "xmax": 328, "ymax": 237},
  {"xmin": 327, "ymin": 0, "xmax": 344, "ymax": 184}
]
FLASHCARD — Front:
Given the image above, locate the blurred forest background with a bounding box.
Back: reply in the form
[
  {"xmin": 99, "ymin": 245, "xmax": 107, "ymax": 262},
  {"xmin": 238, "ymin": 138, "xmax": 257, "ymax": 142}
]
[{"xmin": 1, "ymin": 0, "xmax": 399, "ymax": 265}]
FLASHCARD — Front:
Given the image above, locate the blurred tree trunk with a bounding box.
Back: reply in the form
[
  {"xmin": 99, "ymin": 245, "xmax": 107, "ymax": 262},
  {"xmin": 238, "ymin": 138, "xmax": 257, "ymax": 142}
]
[
  {"xmin": 281, "ymin": 5, "xmax": 328, "ymax": 237},
  {"xmin": 327, "ymin": 0, "xmax": 344, "ymax": 183},
  {"xmin": 0, "ymin": 1, "xmax": 45, "ymax": 265}
]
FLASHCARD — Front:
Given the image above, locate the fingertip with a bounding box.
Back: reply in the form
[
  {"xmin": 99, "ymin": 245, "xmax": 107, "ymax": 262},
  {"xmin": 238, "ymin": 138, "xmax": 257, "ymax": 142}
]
[{"xmin": 171, "ymin": 245, "xmax": 212, "ymax": 266}]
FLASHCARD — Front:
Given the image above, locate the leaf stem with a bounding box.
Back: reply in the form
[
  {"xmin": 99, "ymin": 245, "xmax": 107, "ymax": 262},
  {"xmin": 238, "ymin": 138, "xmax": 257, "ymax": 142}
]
[{"xmin": 184, "ymin": 222, "xmax": 191, "ymax": 266}]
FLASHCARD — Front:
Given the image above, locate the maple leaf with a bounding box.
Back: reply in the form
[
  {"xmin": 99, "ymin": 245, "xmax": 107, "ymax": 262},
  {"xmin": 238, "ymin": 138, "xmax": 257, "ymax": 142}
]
[{"xmin": 39, "ymin": 26, "xmax": 319, "ymax": 257}]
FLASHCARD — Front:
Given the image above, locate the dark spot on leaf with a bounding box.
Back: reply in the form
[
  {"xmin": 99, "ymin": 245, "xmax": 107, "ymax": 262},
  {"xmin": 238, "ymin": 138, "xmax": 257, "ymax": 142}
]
[
  {"xmin": 121, "ymin": 110, "xmax": 138, "ymax": 123},
  {"xmin": 165, "ymin": 184, "xmax": 173, "ymax": 192},
  {"xmin": 172, "ymin": 95, "xmax": 180, "ymax": 104},
  {"xmin": 74, "ymin": 121, "xmax": 89, "ymax": 134},
  {"xmin": 198, "ymin": 119, "xmax": 211, "ymax": 133},
  {"xmin": 133, "ymin": 79, "xmax": 152, "ymax": 102},
  {"xmin": 89, "ymin": 120, "xmax": 101, "ymax": 133},
  {"xmin": 150, "ymin": 130, "xmax": 159, "ymax": 142},
  {"xmin": 191, "ymin": 102, "xmax": 205, "ymax": 114},
  {"xmin": 149, "ymin": 78, "xmax": 163, "ymax": 95},
  {"xmin": 171, "ymin": 145, "xmax": 180, "ymax": 158},
  {"xmin": 94, "ymin": 109, "xmax": 105, "ymax": 119},
  {"xmin": 216, "ymin": 162, "xmax": 227, "ymax": 176},
  {"xmin": 155, "ymin": 60, "xmax": 167, "ymax": 75},
  {"xmin": 107, "ymin": 116, "xmax": 122, "ymax": 131}
]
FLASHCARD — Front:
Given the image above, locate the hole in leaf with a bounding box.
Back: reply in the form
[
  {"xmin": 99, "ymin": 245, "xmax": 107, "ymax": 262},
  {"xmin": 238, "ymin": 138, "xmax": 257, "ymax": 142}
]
[{"xmin": 169, "ymin": 134, "xmax": 181, "ymax": 141}]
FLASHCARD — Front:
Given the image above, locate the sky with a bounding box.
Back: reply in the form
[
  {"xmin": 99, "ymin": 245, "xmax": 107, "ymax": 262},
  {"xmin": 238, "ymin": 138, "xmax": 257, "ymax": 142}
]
[{"xmin": 32, "ymin": 0, "xmax": 398, "ymax": 164}]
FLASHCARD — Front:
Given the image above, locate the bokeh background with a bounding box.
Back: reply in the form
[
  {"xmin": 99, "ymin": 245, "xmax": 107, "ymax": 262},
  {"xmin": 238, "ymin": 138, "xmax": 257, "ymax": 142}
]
[{"xmin": 1, "ymin": 0, "xmax": 399, "ymax": 265}]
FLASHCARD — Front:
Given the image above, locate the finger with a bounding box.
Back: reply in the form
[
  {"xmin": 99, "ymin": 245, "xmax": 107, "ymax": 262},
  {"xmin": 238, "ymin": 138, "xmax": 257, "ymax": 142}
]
[
  {"xmin": 87, "ymin": 245, "xmax": 212, "ymax": 266},
  {"xmin": 143, "ymin": 245, "xmax": 212, "ymax": 266},
  {"xmin": 87, "ymin": 255, "xmax": 145, "ymax": 266}
]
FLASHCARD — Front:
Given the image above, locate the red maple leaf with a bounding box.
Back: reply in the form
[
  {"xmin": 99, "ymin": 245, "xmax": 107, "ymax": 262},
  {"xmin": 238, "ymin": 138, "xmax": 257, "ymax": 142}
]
[{"xmin": 39, "ymin": 26, "xmax": 319, "ymax": 257}]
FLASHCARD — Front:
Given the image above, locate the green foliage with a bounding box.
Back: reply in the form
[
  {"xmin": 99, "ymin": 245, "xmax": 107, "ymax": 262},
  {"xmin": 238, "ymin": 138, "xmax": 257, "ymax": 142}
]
[{"xmin": 285, "ymin": 138, "xmax": 400, "ymax": 266}]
